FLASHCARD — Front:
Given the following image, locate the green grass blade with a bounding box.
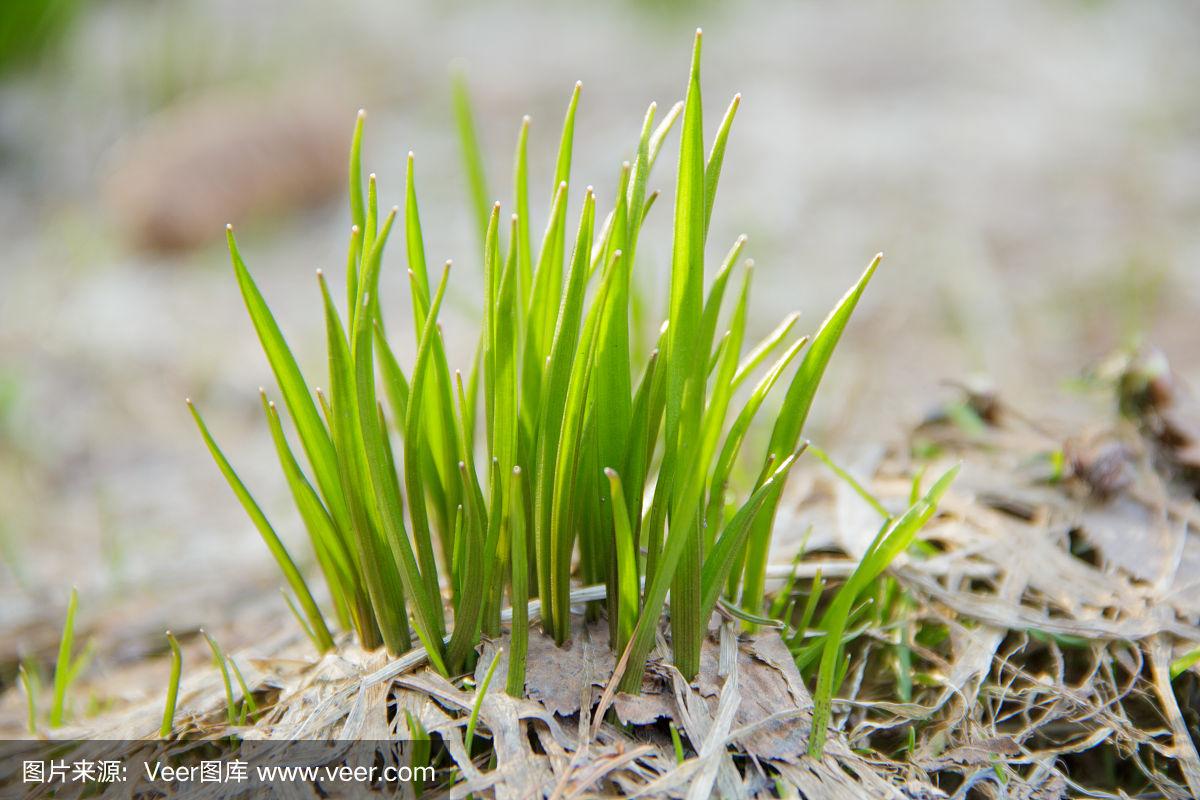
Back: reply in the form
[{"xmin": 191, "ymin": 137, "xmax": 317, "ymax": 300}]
[
  {"xmin": 545, "ymin": 223, "xmax": 618, "ymax": 646},
  {"xmin": 226, "ymin": 227, "xmax": 350, "ymax": 537},
  {"xmin": 452, "ymin": 72, "xmax": 491, "ymax": 244},
  {"xmin": 404, "ymin": 153, "xmax": 464, "ymax": 553},
  {"xmin": 521, "ymin": 182, "xmax": 570, "ymax": 446},
  {"xmin": 345, "ymin": 225, "xmax": 361, "ymax": 326},
  {"xmin": 663, "ymin": 30, "xmax": 708, "ymax": 681},
  {"xmin": 18, "ymin": 664, "xmax": 36, "ymax": 733},
  {"xmin": 618, "ymin": 31, "xmax": 707, "ymax": 688},
  {"xmin": 790, "ymin": 568, "xmax": 824, "ymax": 648},
  {"xmin": 808, "ymin": 464, "xmax": 957, "ymax": 758},
  {"xmin": 1171, "ymin": 646, "xmax": 1200, "ymax": 680},
  {"xmin": 50, "ymin": 587, "xmax": 78, "ymax": 727},
  {"xmin": 466, "ymin": 646, "xmax": 503, "ymax": 756},
  {"xmin": 768, "ymin": 535, "xmax": 811, "ymax": 621},
  {"xmin": 202, "ymin": 630, "xmax": 237, "ymax": 727},
  {"xmin": 604, "ymin": 469, "xmax": 639, "ymax": 653},
  {"xmin": 700, "ymin": 450, "xmax": 802, "ymax": 623},
  {"xmin": 551, "ymin": 82, "xmax": 582, "ymax": 202},
  {"xmin": 624, "ymin": 103, "xmax": 656, "ymax": 263},
  {"xmin": 706, "ymin": 334, "xmax": 808, "ymax": 541},
  {"xmin": 492, "ymin": 214, "xmax": 520, "ymax": 479},
  {"xmin": 360, "ymin": 264, "xmax": 451, "ymax": 670},
  {"xmin": 356, "ymin": 174, "xmax": 380, "ymax": 328},
  {"xmin": 506, "ymin": 467, "xmax": 529, "ymax": 697},
  {"xmin": 349, "ymin": 110, "xmax": 366, "ymax": 239},
  {"xmin": 160, "ymin": 631, "xmax": 182, "ymax": 739},
  {"xmin": 703, "ymin": 94, "xmax": 740, "ymax": 236},
  {"xmin": 806, "ymin": 443, "xmax": 889, "ymax": 520},
  {"xmin": 261, "ymin": 389, "xmax": 355, "ymax": 629},
  {"xmin": 697, "ymin": 237, "xmax": 747, "ymax": 374},
  {"xmin": 534, "ymin": 188, "xmax": 595, "ymax": 640},
  {"xmin": 648, "ymin": 101, "xmax": 684, "ymax": 167},
  {"xmin": 283, "ymin": 589, "xmax": 321, "ymax": 650},
  {"xmin": 374, "ymin": 321, "xmax": 411, "ymax": 432},
  {"xmin": 741, "ymin": 253, "xmax": 882, "ymax": 618},
  {"xmin": 446, "ymin": 461, "xmax": 486, "ymax": 672},
  {"xmin": 513, "ymin": 116, "xmax": 533, "ymax": 310},
  {"xmin": 320, "ymin": 271, "xmax": 410, "ymax": 654},
  {"xmin": 481, "ymin": 203, "xmax": 503, "ymax": 452},
  {"xmin": 229, "ymin": 658, "xmax": 257, "ymax": 717},
  {"xmin": 188, "ymin": 401, "xmax": 334, "ymax": 652},
  {"xmin": 732, "ymin": 311, "xmax": 801, "ymax": 390},
  {"xmin": 405, "ymin": 152, "xmax": 431, "ymax": 327}
]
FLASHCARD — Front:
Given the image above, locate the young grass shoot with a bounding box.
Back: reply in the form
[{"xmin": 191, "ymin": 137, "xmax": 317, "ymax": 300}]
[{"xmin": 189, "ymin": 31, "xmax": 946, "ymax": 758}]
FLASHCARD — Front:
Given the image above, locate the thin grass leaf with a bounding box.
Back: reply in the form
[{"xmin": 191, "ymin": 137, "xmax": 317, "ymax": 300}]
[
  {"xmin": 808, "ymin": 463, "xmax": 958, "ymax": 758},
  {"xmin": 283, "ymin": 588, "xmax": 321, "ymax": 650},
  {"xmin": 18, "ymin": 664, "xmax": 36, "ymax": 734},
  {"xmin": 319, "ymin": 271, "xmax": 410, "ymax": 654},
  {"xmin": 1171, "ymin": 647, "xmax": 1200, "ymax": 680},
  {"xmin": 262, "ymin": 390, "xmax": 354, "ymax": 630},
  {"xmin": 806, "ymin": 442, "xmax": 890, "ymax": 520},
  {"xmin": 648, "ymin": 101, "xmax": 684, "ymax": 167},
  {"xmin": 506, "ymin": 467, "xmax": 529, "ymax": 698},
  {"xmin": 788, "ymin": 568, "xmax": 824, "ymax": 649},
  {"xmin": 551, "ymin": 82, "xmax": 582, "ymax": 202},
  {"xmin": 670, "ymin": 723, "xmax": 685, "ymax": 764},
  {"xmin": 452, "ymin": 72, "xmax": 491, "ymax": 243},
  {"xmin": 543, "ymin": 244, "xmax": 621, "ymax": 643},
  {"xmin": 768, "ymin": 527, "xmax": 812, "ymax": 619},
  {"xmin": 160, "ymin": 631, "xmax": 182, "ymax": 739},
  {"xmin": 622, "ymin": 30, "xmax": 708, "ymax": 687},
  {"xmin": 520, "ymin": 181, "xmax": 570, "ymax": 449},
  {"xmin": 345, "ymin": 225, "xmax": 361, "ymax": 325},
  {"xmin": 731, "ymin": 311, "xmax": 801, "ymax": 390},
  {"xmin": 381, "ymin": 263, "xmax": 458, "ymax": 672},
  {"xmin": 202, "ymin": 630, "xmax": 237, "ymax": 727},
  {"xmin": 349, "ymin": 110, "xmax": 366, "ymax": 237},
  {"xmin": 513, "ymin": 116, "xmax": 533, "ymax": 310},
  {"xmin": 226, "ymin": 227, "xmax": 350, "ymax": 537},
  {"xmin": 49, "ymin": 587, "xmax": 77, "ymax": 728},
  {"xmin": 188, "ymin": 401, "xmax": 334, "ymax": 652},
  {"xmin": 696, "ymin": 237, "xmax": 747, "ymax": 374},
  {"xmin": 717, "ymin": 598, "xmax": 785, "ymax": 628},
  {"xmin": 534, "ymin": 188, "xmax": 596, "ymax": 641},
  {"xmin": 446, "ymin": 461, "xmax": 485, "ymax": 671},
  {"xmin": 604, "ymin": 469, "xmax": 640, "ymax": 652},
  {"xmin": 466, "ymin": 647, "xmax": 503, "ymax": 756},
  {"xmin": 703, "ymin": 94, "xmax": 740, "ymax": 236},
  {"xmin": 741, "ymin": 253, "xmax": 883, "ymax": 618},
  {"xmin": 229, "ymin": 658, "xmax": 258, "ymax": 716},
  {"xmin": 700, "ymin": 449, "xmax": 803, "ymax": 623}
]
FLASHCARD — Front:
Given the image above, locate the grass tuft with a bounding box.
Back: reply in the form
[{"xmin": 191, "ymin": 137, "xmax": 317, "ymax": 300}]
[{"xmin": 190, "ymin": 32, "xmax": 929, "ymax": 738}]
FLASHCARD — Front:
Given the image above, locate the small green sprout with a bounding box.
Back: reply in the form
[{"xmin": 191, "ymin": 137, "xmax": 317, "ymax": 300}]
[
  {"xmin": 202, "ymin": 629, "xmax": 237, "ymax": 726},
  {"xmin": 50, "ymin": 587, "xmax": 87, "ymax": 728},
  {"xmin": 160, "ymin": 631, "xmax": 182, "ymax": 739}
]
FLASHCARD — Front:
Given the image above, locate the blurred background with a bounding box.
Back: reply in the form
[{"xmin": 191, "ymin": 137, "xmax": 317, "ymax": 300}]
[{"xmin": 1, "ymin": 0, "xmax": 1197, "ymax": 674}]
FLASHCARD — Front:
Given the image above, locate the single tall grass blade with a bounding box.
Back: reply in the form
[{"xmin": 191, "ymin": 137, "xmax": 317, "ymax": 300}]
[
  {"xmin": 189, "ymin": 401, "xmax": 334, "ymax": 652},
  {"xmin": 740, "ymin": 253, "xmax": 883, "ymax": 617},
  {"xmin": 226, "ymin": 227, "xmax": 350, "ymax": 538},
  {"xmin": 452, "ymin": 72, "xmax": 492, "ymax": 244},
  {"xmin": 49, "ymin": 587, "xmax": 78, "ymax": 728}
]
